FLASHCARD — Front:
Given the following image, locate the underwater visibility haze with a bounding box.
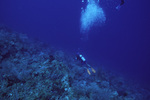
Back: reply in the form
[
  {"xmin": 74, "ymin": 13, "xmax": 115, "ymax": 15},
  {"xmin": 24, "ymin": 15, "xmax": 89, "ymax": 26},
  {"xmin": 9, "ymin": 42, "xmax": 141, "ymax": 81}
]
[{"xmin": 0, "ymin": 0, "xmax": 150, "ymax": 99}]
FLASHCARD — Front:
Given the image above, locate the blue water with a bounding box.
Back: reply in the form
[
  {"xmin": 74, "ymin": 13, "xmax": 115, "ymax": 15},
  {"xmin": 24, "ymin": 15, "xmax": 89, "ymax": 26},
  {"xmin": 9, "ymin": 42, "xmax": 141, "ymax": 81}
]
[{"xmin": 0, "ymin": 0, "xmax": 150, "ymax": 87}]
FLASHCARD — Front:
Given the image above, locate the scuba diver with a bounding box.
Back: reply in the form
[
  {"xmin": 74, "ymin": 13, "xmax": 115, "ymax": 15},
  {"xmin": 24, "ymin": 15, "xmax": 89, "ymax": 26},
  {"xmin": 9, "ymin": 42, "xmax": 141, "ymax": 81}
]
[
  {"xmin": 116, "ymin": 0, "xmax": 125, "ymax": 10},
  {"xmin": 76, "ymin": 53, "xmax": 96, "ymax": 75}
]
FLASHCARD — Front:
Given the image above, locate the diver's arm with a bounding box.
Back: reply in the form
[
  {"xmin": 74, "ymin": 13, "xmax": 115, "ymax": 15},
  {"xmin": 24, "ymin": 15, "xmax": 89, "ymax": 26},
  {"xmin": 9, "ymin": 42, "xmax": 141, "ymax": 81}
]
[{"xmin": 116, "ymin": 0, "xmax": 125, "ymax": 10}]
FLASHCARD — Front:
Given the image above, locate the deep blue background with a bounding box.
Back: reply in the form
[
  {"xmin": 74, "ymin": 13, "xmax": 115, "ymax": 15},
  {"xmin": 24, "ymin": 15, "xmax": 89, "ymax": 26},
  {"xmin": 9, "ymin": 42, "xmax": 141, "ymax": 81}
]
[{"xmin": 0, "ymin": 0, "xmax": 150, "ymax": 87}]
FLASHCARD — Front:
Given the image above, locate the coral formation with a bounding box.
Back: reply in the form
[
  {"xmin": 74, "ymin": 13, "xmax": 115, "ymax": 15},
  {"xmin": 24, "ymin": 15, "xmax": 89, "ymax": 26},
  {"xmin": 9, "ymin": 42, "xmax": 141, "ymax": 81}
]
[{"xmin": 0, "ymin": 27, "xmax": 150, "ymax": 100}]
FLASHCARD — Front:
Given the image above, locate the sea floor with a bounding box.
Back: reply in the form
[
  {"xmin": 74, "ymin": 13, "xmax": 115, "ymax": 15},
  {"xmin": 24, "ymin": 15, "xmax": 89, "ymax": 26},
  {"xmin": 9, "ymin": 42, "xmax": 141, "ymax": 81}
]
[{"xmin": 0, "ymin": 26, "xmax": 150, "ymax": 100}]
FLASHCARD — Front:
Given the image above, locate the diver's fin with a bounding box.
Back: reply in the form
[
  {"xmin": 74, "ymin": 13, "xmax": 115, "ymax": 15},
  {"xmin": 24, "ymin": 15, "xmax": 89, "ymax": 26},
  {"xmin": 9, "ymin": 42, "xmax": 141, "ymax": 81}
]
[
  {"xmin": 91, "ymin": 67, "xmax": 96, "ymax": 73},
  {"xmin": 87, "ymin": 69, "xmax": 91, "ymax": 75}
]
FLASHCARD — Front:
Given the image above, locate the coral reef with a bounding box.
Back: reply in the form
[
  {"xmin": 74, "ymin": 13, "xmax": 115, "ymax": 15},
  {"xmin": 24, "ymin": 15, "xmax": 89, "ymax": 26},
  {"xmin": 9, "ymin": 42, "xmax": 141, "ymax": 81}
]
[{"xmin": 0, "ymin": 27, "xmax": 150, "ymax": 100}]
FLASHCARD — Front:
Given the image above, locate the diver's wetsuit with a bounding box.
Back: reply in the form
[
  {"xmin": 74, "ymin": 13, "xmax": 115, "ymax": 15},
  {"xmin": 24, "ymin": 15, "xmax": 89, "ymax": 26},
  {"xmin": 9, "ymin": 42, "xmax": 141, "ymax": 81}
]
[{"xmin": 120, "ymin": 0, "xmax": 125, "ymax": 6}]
